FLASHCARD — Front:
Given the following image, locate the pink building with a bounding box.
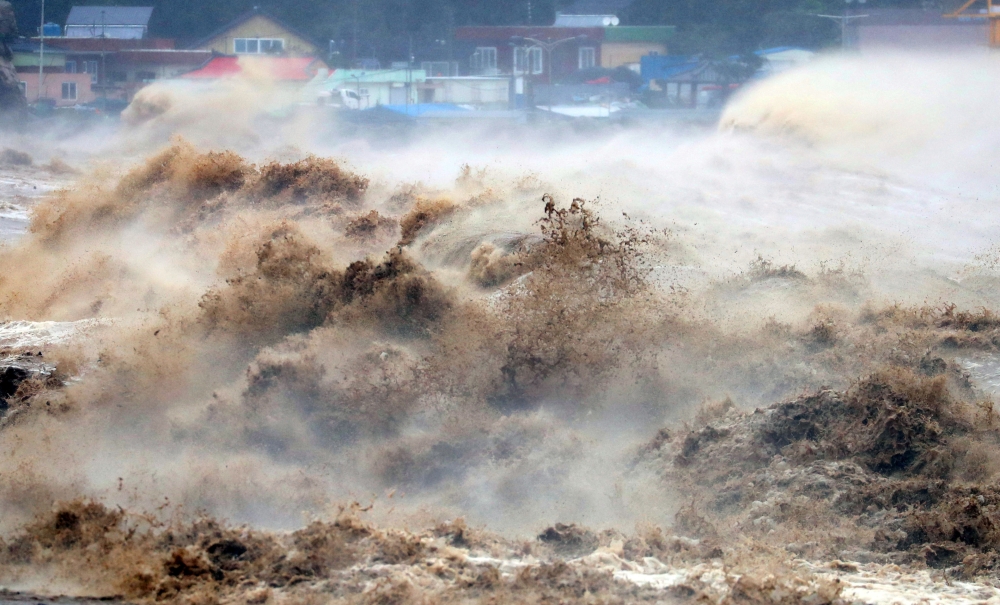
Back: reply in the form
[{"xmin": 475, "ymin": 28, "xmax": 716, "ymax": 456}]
[{"xmin": 18, "ymin": 72, "xmax": 96, "ymax": 107}]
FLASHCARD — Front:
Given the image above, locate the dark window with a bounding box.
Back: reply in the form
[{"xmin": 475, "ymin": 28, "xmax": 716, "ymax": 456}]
[{"xmin": 84, "ymin": 60, "xmax": 98, "ymax": 84}]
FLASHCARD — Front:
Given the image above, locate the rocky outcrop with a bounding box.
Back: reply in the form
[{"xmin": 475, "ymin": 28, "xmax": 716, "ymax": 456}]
[{"xmin": 0, "ymin": 1, "xmax": 25, "ymax": 114}]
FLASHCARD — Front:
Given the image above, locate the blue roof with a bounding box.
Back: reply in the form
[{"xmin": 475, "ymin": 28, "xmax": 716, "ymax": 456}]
[
  {"xmin": 755, "ymin": 46, "xmax": 802, "ymax": 55},
  {"xmin": 372, "ymin": 103, "xmax": 470, "ymax": 117},
  {"xmin": 641, "ymin": 48, "xmax": 814, "ymax": 83},
  {"xmin": 639, "ymin": 55, "xmax": 699, "ymax": 82},
  {"xmin": 727, "ymin": 47, "xmax": 811, "ymax": 61}
]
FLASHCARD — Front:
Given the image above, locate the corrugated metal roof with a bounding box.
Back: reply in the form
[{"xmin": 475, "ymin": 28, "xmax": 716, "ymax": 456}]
[
  {"xmin": 603, "ymin": 26, "xmax": 674, "ymax": 42},
  {"xmin": 66, "ymin": 6, "xmax": 153, "ymax": 26},
  {"xmin": 65, "ymin": 25, "xmax": 146, "ymax": 39}
]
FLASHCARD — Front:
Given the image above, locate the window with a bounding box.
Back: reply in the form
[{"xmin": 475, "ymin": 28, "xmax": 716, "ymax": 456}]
[
  {"xmin": 470, "ymin": 47, "xmax": 497, "ymax": 74},
  {"xmin": 61, "ymin": 82, "xmax": 77, "ymax": 100},
  {"xmin": 234, "ymin": 38, "xmax": 285, "ymax": 54},
  {"xmin": 259, "ymin": 39, "xmax": 284, "ymax": 53},
  {"xmin": 579, "ymin": 47, "xmax": 596, "ymax": 70},
  {"xmin": 65, "ymin": 60, "xmax": 77, "ymax": 73},
  {"xmin": 514, "ymin": 47, "xmax": 543, "ymax": 75},
  {"xmin": 529, "ymin": 47, "xmax": 543, "ymax": 74},
  {"xmin": 84, "ymin": 60, "xmax": 98, "ymax": 84},
  {"xmin": 18, "ymin": 81, "xmax": 26, "ymax": 95}
]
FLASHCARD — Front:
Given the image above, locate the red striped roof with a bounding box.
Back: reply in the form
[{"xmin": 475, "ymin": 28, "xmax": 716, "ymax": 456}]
[{"xmin": 182, "ymin": 56, "xmax": 325, "ymax": 81}]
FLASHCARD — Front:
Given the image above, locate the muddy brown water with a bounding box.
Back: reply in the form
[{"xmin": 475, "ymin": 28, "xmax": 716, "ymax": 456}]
[{"xmin": 0, "ymin": 597, "xmax": 125, "ymax": 605}]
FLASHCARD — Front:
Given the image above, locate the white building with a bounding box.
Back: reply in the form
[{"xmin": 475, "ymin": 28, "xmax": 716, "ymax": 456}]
[{"xmin": 422, "ymin": 77, "xmax": 510, "ymax": 106}]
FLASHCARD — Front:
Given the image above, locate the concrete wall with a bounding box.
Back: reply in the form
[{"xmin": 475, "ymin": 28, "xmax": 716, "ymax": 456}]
[
  {"xmin": 17, "ymin": 72, "xmax": 95, "ymax": 106},
  {"xmin": 600, "ymin": 42, "xmax": 665, "ymax": 69},
  {"xmin": 195, "ymin": 15, "xmax": 318, "ymax": 57}
]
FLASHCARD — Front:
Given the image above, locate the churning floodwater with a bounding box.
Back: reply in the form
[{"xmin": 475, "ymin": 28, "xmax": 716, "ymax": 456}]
[{"xmin": 1, "ymin": 51, "xmax": 1000, "ymax": 603}]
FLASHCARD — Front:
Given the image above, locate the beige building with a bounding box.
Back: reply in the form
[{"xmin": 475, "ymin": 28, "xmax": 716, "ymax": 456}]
[
  {"xmin": 598, "ymin": 28, "xmax": 670, "ymax": 70},
  {"xmin": 190, "ymin": 9, "xmax": 320, "ymax": 57},
  {"xmin": 600, "ymin": 42, "xmax": 665, "ymax": 69}
]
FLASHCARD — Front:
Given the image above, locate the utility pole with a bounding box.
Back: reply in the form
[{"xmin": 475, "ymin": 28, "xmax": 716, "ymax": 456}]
[
  {"xmin": 38, "ymin": 0, "xmax": 45, "ymax": 101},
  {"xmin": 406, "ymin": 35, "xmax": 412, "ymax": 112},
  {"xmin": 352, "ymin": 0, "xmax": 359, "ymax": 65},
  {"xmin": 510, "ymin": 34, "xmax": 586, "ymax": 112}
]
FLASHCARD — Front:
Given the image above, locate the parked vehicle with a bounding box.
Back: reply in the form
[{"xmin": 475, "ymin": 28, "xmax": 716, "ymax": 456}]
[{"xmin": 317, "ymin": 88, "xmax": 364, "ymax": 110}]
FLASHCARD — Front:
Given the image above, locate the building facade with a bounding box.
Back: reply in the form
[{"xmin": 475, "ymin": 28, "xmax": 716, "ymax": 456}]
[
  {"xmin": 17, "ymin": 73, "xmax": 96, "ymax": 106},
  {"xmin": 455, "ymin": 26, "xmax": 604, "ymax": 81},
  {"xmin": 848, "ymin": 9, "xmax": 987, "ymax": 51},
  {"xmin": 12, "ymin": 40, "xmax": 97, "ymax": 106},
  {"xmin": 21, "ymin": 7, "xmax": 214, "ymax": 103},
  {"xmin": 453, "ymin": 23, "xmax": 672, "ymax": 82},
  {"xmin": 321, "ymin": 69, "xmax": 426, "ymax": 108},
  {"xmin": 600, "ymin": 27, "xmax": 670, "ymax": 68},
  {"xmin": 422, "ymin": 77, "xmax": 510, "ymax": 106},
  {"xmin": 190, "ymin": 10, "xmax": 321, "ymax": 58},
  {"xmin": 42, "ymin": 37, "xmax": 196, "ymax": 101}
]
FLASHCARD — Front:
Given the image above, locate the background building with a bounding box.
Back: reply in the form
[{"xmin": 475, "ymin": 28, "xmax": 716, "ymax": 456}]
[
  {"xmin": 64, "ymin": 6, "xmax": 153, "ymax": 39},
  {"xmin": 321, "ymin": 69, "xmax": 425, "ymax": 107},
  {"xmin": 12, "ymin": 39, "xmax": 95, "ymax": 106},
  {"xmin": 848, "ymin": 8, "xmax": 987, "ymax": 51},
  {"xmin": 454, "ymin": 22, "xmax": 672, "ymax": 81},
  {"xmin": 190, "ymin": 8, "xmax": 321, "ymax": 58}
]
